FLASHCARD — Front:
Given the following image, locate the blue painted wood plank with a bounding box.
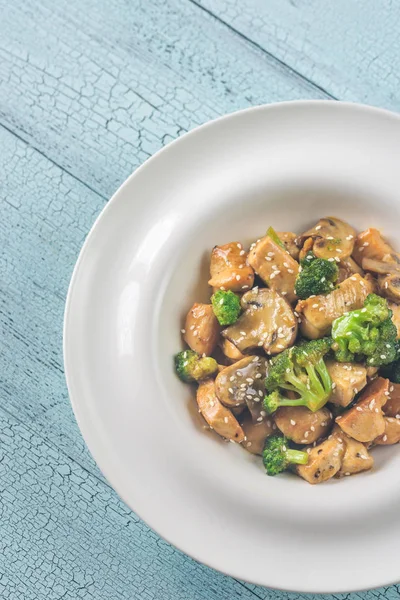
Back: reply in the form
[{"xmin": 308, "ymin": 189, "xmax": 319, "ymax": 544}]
[
  {"xmin": 0, "ymin": 407, "xmax": 267, "ymax": 599},
  {"xmin": 195, "ymin": 0, "xmax": 400, "ymax": 111},
  {"xmin": 0, "ymin": 0, "xmax": 327, "ymax": 198}
]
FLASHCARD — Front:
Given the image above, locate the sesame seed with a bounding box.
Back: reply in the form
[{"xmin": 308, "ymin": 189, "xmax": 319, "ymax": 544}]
[
  {"xmin": 267, "ymin": 252, "xmax": 275, "ymax": 257},
  {"xmin": 369, "ymin": 399, "xmax": 376, "ymax": 410},
  {"xmin": 319, "ymin": 307, "xmax": 324, "ymax": 311},
  {"xmin": 277, "ymin": 344, "xmax": 285, "ymax": 349},
  {"xmin": 228, "ymin": 388, "xmax": 234, "ymax": 394},
  {"xmin": 315, "ymin": 225, "xmax": 322, "ymax": 230},
  {"xmin": 334, "ymin": 256, "xmax": 340, "ymax": 262},
  {"xmin": 224, "ymin": 417, "xmax": 229, "ymax": 423},
  {"xmin": 236, "ymin": 275, "xmax": 241, "ymax": 281},
  {"xmin": 229, "ymin": 376, "xmax": 235, "ymax": 382},
  {"xmin": 282, "ymin": 445, "xmax": 287, "ymax": 452},
  {"xmin": 384, "ymin": 391, "xmax": 390, "ymax": 396},
  {"xmin": 239, "ymin": 250, "xmax": 245, "ymax": 256},
  {"xmin": 332, "ymin": 382, "xmax": 336, "ymax": 389},
  {"xmin": 336, "ymin": 416, "xmax": 342, "ymax": 420},
  {"xmin": 396, "ymin": 414, "xmax": 400, "ymax": 419},
  {"xmin": 287, "ymin": 269, "xmax": 294, "ymax": 274},
  {"xmin": 356, "ymin": 406, "xmax": 363, "ymax": 412},
  {"xmin": 346, "ymin": 234, "xmax": 354, "ymax": 240},
  {"xmin": 363, "ymin": 242, "xmax": 369, "ymax": 247},
  {"xmin": 247, "ymin": 442, "xmax": 252, "ymax": 447},
  {"xmin": 265, "ymin": 256, "xmax": 272, "ymax": 261},
  {"xmin": 258, "ymin": 390, "xmax": 263, "ymax": 397},
  {"xmin": 333, "ymin": 451, "xmax": 339, "ymax": 457},
  {"xmin": 238, "ymin": 265, "xmax": 243, "ymax": 269},
  {"xmin": 301, "ymin": 439, "xmax": 308, "ymax": 444},
  {"xmin": 345, "ymin": 472, "xmax": 351, "ymax": 476},
  {"xmin": 257, "ymin": 417, "xmax": 263, "ymax": 422},
  {"xmin": 380, "ymin": 355, "xmax": 386, "ymax": 360},
  {"xmin": 240, "ymin": 331, "xmax": 246, "ymax": 336},
  {"xmin": 359, "ymin": 246, "xmax": 364, "ymax": 252},
  {"xmin": 236, "ymin": 371, "xmax": 243, "ymax": 377},
  {"xmin": 290, "ymin": 419, "xmax": 296, "ymax": 426},
  {"xmin": 321, "ymin": 277, "xmax": 326, "ymax": 283},
  {"xmin": 336, "ymin": 248, "xmax": 342, "ymax": 253},
  {"xmin": 246, "ymin": 377, "xmax": 254, "ymax": 383},
  {"xmin": 383, "ymin": 435, "xmax": 388, "ymax": 442},
  {"xmin": 260, "ymin": 411, "xmax": 266, "ymax": 417},
  {"xmin": 327, "ymin": 235, "xmax": 334, "ymax": 240},
  {"xmin": 193, "ymin": 331, "xmax": 198, "ymax": 337},
  {"xmin": 310, "ymin": 425, "xmax": 315, "ymax": 432},
  {"xmin": 390, "ymin": 385, "xmax": 394, "ymax": 392},
  {"xmin": 242, "ymin": 285, "xmax": 249, "ymax": 290},
  {"xmin": 312, "ymin": 303, "xmax": 319, "ymax": 308},
  {"xmin": 237, "ymin": 243, "xmax": 242, "ymax": 249},
  {"xmin": 375, "ymin": 407, "xmax": 380, "ymax": 413},
  {"xmin": 328, "ymin": 257, "xmax": 335, "ymax": 262},
  {"xmin": 210, "ymin": 400, "xmax": 215, "ymax": 407},
  {"xmin": 258, "ymin": 341, "xmax": 263, "ymax": 347},
  {"xmin": 220, "ymin": 286, "xmax": 225, "ymax": 290},
  {"xmin": 255, "ymin": 373, "xmax": 262, "ymax": 379},
  {"xmin": 181, "ymin": 329, "xmax": 186, "ymax": 333}
]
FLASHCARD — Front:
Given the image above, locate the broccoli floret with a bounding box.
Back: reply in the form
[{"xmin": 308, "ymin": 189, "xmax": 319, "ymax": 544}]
[
  {"xmin": 262, "ymin": 435, "xmax": 308, "ymax": 476},
  {"xmin": 174, "ymin": 350, "xmax": 218, "ymax": 382},
  {"xmin": 331, "ymin": 293, "xmax": 398, "ymax": 366},
  {"xmin": 380, "ymin": 355, "xmax": 400, "ymax": 383},
  {"xmin": 294, "ymin": 252, "xmax": 338, "ymax": 299},
  {"xmin": 266, "ymin": 226, "xmax": 286, "ymax": 249},
  {"xmin": 264, "ymin": 338, "xmax": 332, "ymax": 414},
  {"xmin": 211, "ymin": 290, "xmax": 241, "ymax": 325}
]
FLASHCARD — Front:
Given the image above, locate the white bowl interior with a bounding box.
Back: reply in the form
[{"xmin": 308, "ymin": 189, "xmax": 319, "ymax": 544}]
[{"xmin": 65, "ymin": 102, "xmax": 400, "ymax": 593}]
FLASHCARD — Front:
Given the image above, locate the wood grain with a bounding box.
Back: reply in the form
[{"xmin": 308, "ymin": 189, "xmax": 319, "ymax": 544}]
[
  {"xmin": 0, "ymin": 0, "xmax": 399, "ymax": 597},
  {"xmin": 195, "ymin": 0, "xmax": 400, "ymax": 111},
  {"xmin": 0, "ymin": 0, "xmax": 326, "ymax": 197}
]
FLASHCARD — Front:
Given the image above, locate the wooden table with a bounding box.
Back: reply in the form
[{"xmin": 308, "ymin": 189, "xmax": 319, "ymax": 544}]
[{"xmin": 1, "ymin": 1, "xmax": 399, "ymax": 597}]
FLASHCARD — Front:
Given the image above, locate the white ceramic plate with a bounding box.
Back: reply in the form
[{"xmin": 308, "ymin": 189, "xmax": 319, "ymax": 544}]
[{"xmin": 64, "ymin": 101, "xmax": 400, "ymax": 594}]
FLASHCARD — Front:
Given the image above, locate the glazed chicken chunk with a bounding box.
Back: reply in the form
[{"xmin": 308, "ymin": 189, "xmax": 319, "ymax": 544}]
[{"xmin": 208, "ymin": 242, "xmax": 254, "ymax": 292}]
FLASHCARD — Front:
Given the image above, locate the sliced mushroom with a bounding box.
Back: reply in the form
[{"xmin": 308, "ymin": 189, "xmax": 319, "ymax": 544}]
[
  {"xmin": 296, "ymin": 274, "xmax": 374, "ymax": 339},
  {"xmin": 336, "ymin": 377, "xmax": 389, "ymax": 443},
  {"xmin": 377, "ymin": 274, "xmax": 400, "ymax": 302},
  {"xmin": 296, "ymin": 217, "xmax": 356, "ymax": 260},
  {"xmin": 196, "ymin": 379, "xmax": 245, "ymax": 442},
  {"xmin": 389, "ymin": 302, "xmax": 400, "ymax": 339},
  {"xmin": 274, "ymin": 406, "xmax": 332, "ymax": 444},
  {"xmin": 215, "ymin": 356, "xmax": 268, "ymax": 423},
  {"xmin": 338, "ymin": 257, "xmax": 364, "ymax": 283},
  {"xmin": 295, "ymin": 437, "xmax": 345, "ymax": 484},
  {"xmin": 247, "ymin": 236, "xmax": 299, "ymax": 303},
  {"xmin": 208, "ymin": 242, "xmax": 254, "ymax": 292},
  {"xmin": 277, "ymin": 231, "xmax": 300, "ymax": 261},
  {"xmin": 222, "ymin": 288, "xmax": 297, "ymax": 355},
  {"xmin": 382, "ymin": 382, "xmax": 400, "ymax": 417},
  {"xmin": 352, "ymin": 227, "xmax": 397, "ymax": 266},
  {"xmin": 298, "ymin": 237, "xmax": 314, "ymax": 262},
  {"xmin": 361, "ymin": 257, "xmax": 400, "ymax": 275},
  {"xmin": 326, "ymin": 360, "xmax": 367, "ymax": 407},
  {"xmin": 374, "ymin": 417, "xmax": 400, "ymax": 445},
  {"xmin": 240, "ymin": 411, "xmax": 274, "ymax": 455},
  {"xmin": 220, "ymin": 339, "xmax": 246, "ymax": 363},
  {"xmin": 184, "ymin": 303, "xmax": 220, "ymax": 355},
  {"xmin": 331, "ymin": 426, "xmax": 374, "ymax": 477}
]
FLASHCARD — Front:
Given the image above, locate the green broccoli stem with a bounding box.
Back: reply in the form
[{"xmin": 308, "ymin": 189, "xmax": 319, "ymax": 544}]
[{"xmin": 285, "ymin": 449, "xmax": 308, "ymax": 465}]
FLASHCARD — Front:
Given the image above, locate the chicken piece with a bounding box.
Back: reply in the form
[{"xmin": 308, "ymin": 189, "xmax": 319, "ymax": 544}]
[
  {"xmin": 222, "ymin": 287, "xmax": 297, "ymax": 356},
  {"xmin": 296, "ymin": 274, "xmax": 373, "ymax": 339},
  {"xmin": 208, "ymin": 242, "xmax": 254, "ymax": 292},
  {"xmin": 331, "ymin": 426, "xmax": 373, "ymax": 477},
  {"xmin": 247, "ymin": 236, "xmax": 299, "ymax": 304},
  {"xmin": 220, "ymin": 339, "xmax": 246, "ymax": 363},
  {"xmin": 366, "ymin": 366, "xmax": 379, "ymax": 380},
  {"xmin": 296, "ymin": 217, "xmax": 356, "ymax": 260},
  {"xmin": 352, "ymin": 228, "xmax": 396, "ymax": 266},
  {"xmin": 338, "ymin": 257, "xmax": 364, "ymax": 283},
  {"xmin": 295, "ymin": 437, "xmax": 345, "ymax": 484},
  {"xmin": 240, "ymin": 412, "xmax": 274, "ymax": 455},
  {"xmin": 326, "ymin": 360, "xmax": 367, "ymax": 407},
  {"xmin": 382, "ymin": 382, "xmax": 400, "ymax": 417},
  {"xmin": 298, "ymin": 237, "xmax": 314, "ymax": 262},
  {"xmin": 196, "ymin": 379, "xmax": 245, "ymax": 442},
  {"xmin": 274, "ymin": 406, "xmax": 332, "ymax": 444},
  {"xmin": 389, "ymin": 302, "xmax": 400, "ymax": 339},
  {"xmin": 374, "ymin": 417, "xmax": 400, "ymax": 445},
  {"xmin": 184, "ymin": 303, "xmax": 220, "ymax": 355},
  {"xmin": 215, "ymin": 356, "xmax": 268, "ymax": 423},
  {"xmin": 336, "ymin": 377, "xmax": 389, "ymax": 442},
  {"xmin": 277, "ymin": 231, "xmax": 300, "ymax": 261}
]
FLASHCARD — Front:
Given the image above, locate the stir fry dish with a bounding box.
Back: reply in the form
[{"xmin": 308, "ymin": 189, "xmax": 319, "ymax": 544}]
[{"xmin": 174, "ymin": 218, "xmax": 400, "ymax": 484}]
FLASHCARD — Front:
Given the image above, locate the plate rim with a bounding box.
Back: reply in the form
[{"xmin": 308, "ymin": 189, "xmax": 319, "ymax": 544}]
[{"xmin": 64, "ymin": 100, "xmax": 400, "ymax": 594}]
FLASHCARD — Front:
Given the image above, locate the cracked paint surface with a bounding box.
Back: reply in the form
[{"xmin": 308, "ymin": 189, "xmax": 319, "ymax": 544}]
[{"xmin": 0, "ymin": 0, "xmax": 399, "ymax": 597}]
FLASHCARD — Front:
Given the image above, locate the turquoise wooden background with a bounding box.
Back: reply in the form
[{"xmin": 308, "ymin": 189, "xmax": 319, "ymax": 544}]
[{"xmin": 1, "ymin": 1, "xmax": 399, "ymax": 598}]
